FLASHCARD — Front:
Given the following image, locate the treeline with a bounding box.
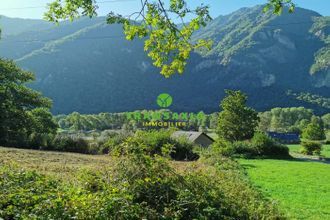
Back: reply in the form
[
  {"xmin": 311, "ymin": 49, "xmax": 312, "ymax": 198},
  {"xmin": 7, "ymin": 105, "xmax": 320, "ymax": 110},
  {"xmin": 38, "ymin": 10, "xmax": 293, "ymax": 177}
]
[
  {"xmin": 259, "ymin": 107, "xmax": 330, "ymax": 133},
  {"xmin": 55, "ymin": 110, "xmax": 219, "ymax": 132},
  {"xmin": 55, "ymin": 107, "xmax": 330, "ymax": 135}
]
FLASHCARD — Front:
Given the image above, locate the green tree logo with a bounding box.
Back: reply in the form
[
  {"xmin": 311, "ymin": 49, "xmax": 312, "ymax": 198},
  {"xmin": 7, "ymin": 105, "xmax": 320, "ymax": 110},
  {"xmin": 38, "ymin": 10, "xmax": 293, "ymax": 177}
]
[{"xmin": 157, "ymin": 93, "xmax": 173, "ymax": 108}]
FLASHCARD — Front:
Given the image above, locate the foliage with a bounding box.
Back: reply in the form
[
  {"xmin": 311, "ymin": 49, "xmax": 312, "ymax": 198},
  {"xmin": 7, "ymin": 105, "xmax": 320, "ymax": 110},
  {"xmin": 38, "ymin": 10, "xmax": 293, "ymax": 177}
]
[
  {"xmin": 301, "ymin": 117, "xmax": 326, "ymax": 141},
  {"xmin": 310, "ymin": 46, "xmax": 330, "ymax": 74},
  {"xmin": 0, "ymin": 59, "xmax": 56, "ymax": 147},
  {"xmin": 0, "ymin": 148, "xmax": 284, "ymax": 219},
  {"xmin": 28, "ymin": 133, "xmax": 54, "ymax": 150},
  {"xmin": 300, "ymin": 141, "xmax": 322, "ymax": 156},
  {"xmin": 45, "ymin": 0, "xmax": 295, "ymax": 77},
  {"xmin": 213, "ymin": 132, "xmax": 290, "ymax": 158},
  {"xmin": 310, "ymin": 17, "xmax": 330, "ymax": 74},
  {"xmin": 250, "ymin": 132, "xmax": 290, "ymax": 157},
  {"xmin": 258, "ymin": 107, "xmax": 314, "ymax": 133},
  {"xmin": 45, "ymin": 0, "xmax": 213, "ymax": 77},
  {"xmin": 101, "ymin": 131, "xmax": 133, "ymax": 154},
  {"xmin": 322, "ymin": 114, "xmax": 330, "ymax": 129},
  {"xmin": 28, "ymin": 108, "xmax": 58, "ymax": 135},
  {"xmin": 55, "ymin": 107, "xmax": 328, "ymax": 137},
  {"xmin": 27, "ymin": 108, "xmax": 58, "ymax": 149},
  {"xmin": 287, "ymin": 91, "xmax": 330, "ymax": 110},
  {"xmin": 217, "ymin": 90, "xmax": 259, "ymax": 141},
  {"xmin": 114, "ymin": 130, "xmax": 199, "ymax": 161},
  {"xmin": 55, "ymin": 110, "xmax": 210, "ymax": 132},
  {"xmin": 50, "ymin": 135, "xmax": 90, "ymax": 153}
]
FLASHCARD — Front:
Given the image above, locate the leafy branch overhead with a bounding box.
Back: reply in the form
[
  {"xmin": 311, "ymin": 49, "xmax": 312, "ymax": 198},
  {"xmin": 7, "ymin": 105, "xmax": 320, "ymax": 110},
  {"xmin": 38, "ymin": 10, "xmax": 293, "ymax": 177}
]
[{"xmin": 45, "ymin": 0, "xmax": 295, "ymax": 77}]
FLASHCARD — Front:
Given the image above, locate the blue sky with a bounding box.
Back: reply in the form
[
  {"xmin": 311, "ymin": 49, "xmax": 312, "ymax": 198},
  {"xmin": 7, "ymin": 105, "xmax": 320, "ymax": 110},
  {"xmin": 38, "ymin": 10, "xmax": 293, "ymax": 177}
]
[{"xmin": 0, "ymin": 0, "xmax": 329, "ymax": 19}]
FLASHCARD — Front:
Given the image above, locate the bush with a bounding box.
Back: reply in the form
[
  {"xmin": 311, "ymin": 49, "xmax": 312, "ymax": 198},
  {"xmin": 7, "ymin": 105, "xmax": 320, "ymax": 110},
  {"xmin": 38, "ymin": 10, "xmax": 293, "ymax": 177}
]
[
  {"xmin": 117, "ymin": 130, "xmax": 199, "ymax": 161},
  {"xmin": 301, "ymin": 141, "xmax": 322, "ymax": 156},
  {"xmin": 172, "ymin": 137, "xmax": 199, "ymax": 160},
  {"xmin": 28, "ymin": 133, "xmax": 54, "ymax": 149},
  {"xmin": 251, "ymin": 132, "xmax": 290, "ymax": 158},
  {"xmin": 213, "ymin": 132, "xmax": 290, "ymax": 158},
  {"xmin": 101, "ymin": 131, "xmax": 132, "ymax": 154},
  {"xmin": 211, "ymin": 139, "xmax": 236, "ymax": 157},
  {"xmin": 0, "ymin": 152, "xmax": 284, "ymax": 219},
  {"xmin": 301, "ymin": 120, "xmax": 326, "ymax": 141},
  {"xmin": 50, "ymin": 135, "xmax": 89, "ymax": 154}
]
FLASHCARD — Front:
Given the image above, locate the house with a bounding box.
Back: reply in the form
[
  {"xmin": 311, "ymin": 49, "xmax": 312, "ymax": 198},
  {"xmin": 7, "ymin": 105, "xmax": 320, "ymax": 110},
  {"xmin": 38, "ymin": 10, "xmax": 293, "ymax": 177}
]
[
  {"xmin": 171, "ymin": 131, "xmax": 214, "ymax": 147},
  {"xmin": 267, "ymin": 132, "xmax": 300, "ymax": 143}
]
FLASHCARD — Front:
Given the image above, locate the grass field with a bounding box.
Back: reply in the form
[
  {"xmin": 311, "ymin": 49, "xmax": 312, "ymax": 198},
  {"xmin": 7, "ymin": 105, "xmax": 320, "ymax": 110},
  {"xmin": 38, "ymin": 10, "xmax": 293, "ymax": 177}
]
[
  {"xmin": 240, "ymin": 159, "xmax": 330, "ymax": 219},
  {"xmin": 0, "ymin": 147, "xmax": 187, "ymax": 180},
  {"xmin": 239, "ymin": 145, "xmax": 330, "ymax": 219},
  {"xmin": 0, "ymin": 147, "xmax": 117, "ymax": 181}
]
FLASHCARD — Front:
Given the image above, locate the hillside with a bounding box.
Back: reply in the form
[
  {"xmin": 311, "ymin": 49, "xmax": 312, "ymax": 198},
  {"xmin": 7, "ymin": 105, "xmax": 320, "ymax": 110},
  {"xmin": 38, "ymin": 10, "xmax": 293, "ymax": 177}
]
[{"xmin": 0, "ymin": 5, "xmax": 329, "ymax": 114}]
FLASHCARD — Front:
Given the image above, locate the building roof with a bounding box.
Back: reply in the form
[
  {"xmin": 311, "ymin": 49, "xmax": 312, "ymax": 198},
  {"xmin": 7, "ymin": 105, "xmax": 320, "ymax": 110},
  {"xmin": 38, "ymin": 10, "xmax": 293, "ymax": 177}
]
[
  {"xmin": 267, "ymin": 132, "xmax": 300, "ymax": 141},
  {"xmin": 171, "ymin": 131, "xmax": 214, "ymax": 142}
]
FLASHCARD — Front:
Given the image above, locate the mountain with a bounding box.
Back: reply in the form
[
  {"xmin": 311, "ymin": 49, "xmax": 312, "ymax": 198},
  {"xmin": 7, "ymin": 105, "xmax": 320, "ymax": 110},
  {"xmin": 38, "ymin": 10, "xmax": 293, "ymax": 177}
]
[{"xmin": 0, "ymin": 5, "xmax": 329, "ymax": 115}]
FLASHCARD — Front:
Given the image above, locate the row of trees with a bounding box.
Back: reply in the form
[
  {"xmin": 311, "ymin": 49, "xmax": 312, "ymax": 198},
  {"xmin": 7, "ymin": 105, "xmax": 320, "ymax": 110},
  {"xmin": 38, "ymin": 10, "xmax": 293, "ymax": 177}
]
[
  {"xmin": 55, "ymin": 106, "xmax": 330, "ymax": 136},
  {"xmin": 259, "ymin": 107, "xmax": 330, "ymax": 133},
  {"xmin": 55, "ymin": 110, "xmax": 219, "ymax": 132}
]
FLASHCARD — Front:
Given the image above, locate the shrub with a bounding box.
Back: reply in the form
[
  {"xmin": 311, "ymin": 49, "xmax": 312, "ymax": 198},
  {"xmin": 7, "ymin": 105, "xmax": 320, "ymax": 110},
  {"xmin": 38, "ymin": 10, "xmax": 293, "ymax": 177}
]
[
  {"xmin": 213, "ymin": 132, "xmax": 290, "ymax": 158},
  {"xmin": 301, "ymin": 120, "xmax": 326, "ymax": 141},
  {"xmin": 135, "ymin": 130, "xmax": 199, "ymax": 160},
  {"xmin": 251, "ymin": 132, "xmax": 290, "ymax": 158},
  {"xmin": 0, "ymin": 153, "xmax": 284, "ymax": 219},
  {"xmin": 117, "ymin": 130, "xmax": 199, "ymax": 161},
  {"xmin": 211, "ymin": 139, "xmax": 236, "ymax": 157},
  {"xmin": 172, "ymin": 137, "xmax": 199, "ymax": 160},
  {"xmin": 28, "ymin": 133, "xmax": 54, "ymax": 149},
  {"xmin": 50, "ymin": 135, "xmax": 89, "ymax": 154},
  {"xmin": 301, "ymin": 141, "xmax": 322, "ymax": 156},
  {"xmin": 0, "ymin": 165, "xmax": 142, "ymax": 219},
  {"xmin": 101, "ymin": 131, "xmax": 132, "ymax": 154}
]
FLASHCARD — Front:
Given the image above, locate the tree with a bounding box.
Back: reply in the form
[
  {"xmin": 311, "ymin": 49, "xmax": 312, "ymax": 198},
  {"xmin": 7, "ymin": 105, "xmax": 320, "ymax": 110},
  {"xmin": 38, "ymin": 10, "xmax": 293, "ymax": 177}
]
[
  {"xmin": 301, "ymin": 117, "xmax": 326, "ymax": 141},
  {"xmin": 209, "ymin": 113, "xmax": 218, "ymax": 129},
  {"xmin": 217, "ymin": 90, "xmax": 259, "ymax": 142},
  {"xmin": 322, "ymin": 113, "xmax": 330, "ymax": 129},
  {"xmin": 258, "ymin": 107, "xmax": 314, "ymax": 132},
  {"xmin": 45, "ymin": 0, "xmax": 295, "ymax": 77},
  {"xmin": 29, "ymin": 108, "xmax": 58, "ymax": 135},
  {"xmin": 258, "ymin": 111, "xmax": 272, "ymax": 132},
  {"xmin": 0, "ymin": 59, "xmax": 54, "ymax": 146}
]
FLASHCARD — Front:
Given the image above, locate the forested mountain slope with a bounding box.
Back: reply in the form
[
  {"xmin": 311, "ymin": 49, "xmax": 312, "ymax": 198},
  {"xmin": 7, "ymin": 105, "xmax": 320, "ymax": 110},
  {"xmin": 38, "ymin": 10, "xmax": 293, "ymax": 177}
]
[{"xmin": 0, "ymin": 5, "xmax": 329, "ymax": 114}]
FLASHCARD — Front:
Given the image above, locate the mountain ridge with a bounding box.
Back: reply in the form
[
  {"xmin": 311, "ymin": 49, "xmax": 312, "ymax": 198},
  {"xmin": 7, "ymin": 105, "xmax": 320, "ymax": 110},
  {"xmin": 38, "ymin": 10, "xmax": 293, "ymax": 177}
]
[{"xmin": 0, "ymin": 5, "xmax": 329, "ymax": 114}]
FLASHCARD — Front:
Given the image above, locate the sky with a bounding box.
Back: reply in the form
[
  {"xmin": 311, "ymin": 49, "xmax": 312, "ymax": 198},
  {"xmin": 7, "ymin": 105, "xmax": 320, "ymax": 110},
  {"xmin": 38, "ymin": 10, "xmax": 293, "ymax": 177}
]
[{"xmin": 0, "ymin": 0, "xmax": 329, "ymax": 20}]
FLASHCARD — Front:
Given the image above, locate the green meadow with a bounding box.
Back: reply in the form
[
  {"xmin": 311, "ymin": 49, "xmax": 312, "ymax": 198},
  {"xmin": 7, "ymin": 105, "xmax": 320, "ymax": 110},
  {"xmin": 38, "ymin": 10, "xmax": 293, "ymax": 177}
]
[{"xmin": 240, "ymin": 145, "xmax": 330, "ymax": 219}]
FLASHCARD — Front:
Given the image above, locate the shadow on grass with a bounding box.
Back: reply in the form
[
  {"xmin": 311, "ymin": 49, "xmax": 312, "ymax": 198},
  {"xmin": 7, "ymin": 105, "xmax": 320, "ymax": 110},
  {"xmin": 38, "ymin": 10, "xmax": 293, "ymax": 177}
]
[
  {"xmin": 288, "ymin": 157, "xmax": 330, "ymax": 164},
  {"xmin": 241, "ymin": 156, "xmax": 330, "ymax": 165},
  {"xmin": 240, "ymin": 164, "xmax": 257, "ymax": 169}
]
